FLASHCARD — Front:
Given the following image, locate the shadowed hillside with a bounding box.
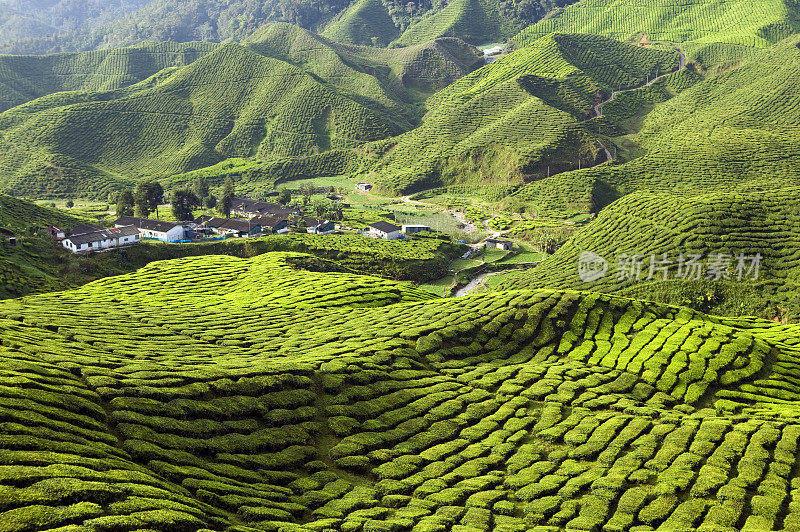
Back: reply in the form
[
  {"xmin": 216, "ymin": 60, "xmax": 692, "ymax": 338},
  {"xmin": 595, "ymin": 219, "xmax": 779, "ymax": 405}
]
[
  {"xmin": 368, "ymin": 33, "xmax": 679, "ymax": 194},
  {"xmin": 0, "ymin": 24, "xmax": 482, "ymax": 198},
  {"xmin": 504, "ymin": 34, "xmax": 800, "ymax": 211}
]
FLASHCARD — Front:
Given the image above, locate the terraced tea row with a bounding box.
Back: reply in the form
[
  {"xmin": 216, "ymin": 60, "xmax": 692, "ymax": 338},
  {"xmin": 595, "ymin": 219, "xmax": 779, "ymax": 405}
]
[
  {"xmin": 2, "ymin": 252, "xmax": 800, "ymax": 529},
  {"xmin": 494, "ymin": 187, "xmax": 800, "ymax": 319},
  {"xmin": 514, "ymin": 0, "xmax": 800, "ymax": 52},
  {"xmin": 369, "ymin": 33, "xmax": 678, "ymax": 194}
]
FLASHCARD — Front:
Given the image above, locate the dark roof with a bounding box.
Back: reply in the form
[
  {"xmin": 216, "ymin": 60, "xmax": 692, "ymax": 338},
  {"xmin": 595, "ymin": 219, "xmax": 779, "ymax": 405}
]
[
  {"xmin": 201, "ymin": 217, "xmax": 258, "ymax": 232},
  {"xmin": 370, "ymin": 221, "xmax": 400, "ymax": 233},
  {"xmin": 251, "ymin": 215, "xmax": 288, "ymax": 228},
  {"xmin": 232, "ymin": 197, "xmax": 297, "ymax": 216},
  {"xmin": 219, "ymin": 219, "xmax": 258, "ymax": 232},
  {"xmin": 304, "ymin": 218, "xmax": 332, "ymax": 228},
  {"xmin": 115, "ymin": 216, "xmax": 181, "ymax": 233},
  {"xmin": 194, "ymin": 215, "xmax": 214, "ymax": 225},
  {"xmin": 486, "ymin": 238, "xmax": 513, "ymax": 245},
  {"xmin": 70, "ymin": 224, "xmax": 103, "ymax": 236},
  {"xmin": 65, "ymin": 230, "xmax": 111, "ymax": 245}
]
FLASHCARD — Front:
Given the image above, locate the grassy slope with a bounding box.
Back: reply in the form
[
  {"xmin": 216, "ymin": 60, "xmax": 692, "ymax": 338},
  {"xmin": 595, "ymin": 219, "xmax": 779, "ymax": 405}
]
[
  {"xmin": 321, "ymin": 0, "xmax": 400, "ymax": 46},
  {"xmin": 390, "ymin": 0, "xmax": 504, "ymax": 47},
  {"xmin": 0, "ymin": 41, "xmax": 217, "ymax": 112},
  {"xmin": 514, "ymin": 0, "xmax": 800, "ymax": 53},
  {"xmin": 3, "ymin": 253, "xmax": 800, "ymax": 529},
  {"xmin": 368, "ymin": 32, "xmax": 679, "ymax": 194},
  {"xmin": 0, "ymin": 23, "xmax": 483, "ymax": 198},
  {"xmin": 506, "ymin": 34, "xmax": 800, "ymax": 210},
  {"xmin": 493, "ymin": 187, "xmax": 800, "ymax": 319}
]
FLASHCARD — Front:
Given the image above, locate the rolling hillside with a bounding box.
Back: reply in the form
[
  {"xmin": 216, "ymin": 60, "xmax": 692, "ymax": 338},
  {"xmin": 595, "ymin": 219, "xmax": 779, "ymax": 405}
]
[
  {"xmin": 503, "ymin": 34, "xmax": 800, "ymax": 210},
  {"xmin": 321, "ymin": 0, "xmax": 400, "ymax": 46},
  {"xmin": 0, "ymin": 41, "xmax": 217, "ymax": 112},
  {"xmin": 0, "ymin": 24, "xmax": 482, "ymax": 198},
  {"xmin": 514, "ymin": 0, "xmax": 800, "ymax": 54},
  {"xmin": 493, "ymin": 187, "xmax": 800, "ymax": 319},
  {"xmin": 368, "ymin": 32, "xmax": 680, "ymax": 194},
  {"xmin": 0, "ymin": 0, "xmax": 569, "ymax": 55},
  {"xmin": 3, "ymin": 252, "xmax": 800, "ymax": 529}
]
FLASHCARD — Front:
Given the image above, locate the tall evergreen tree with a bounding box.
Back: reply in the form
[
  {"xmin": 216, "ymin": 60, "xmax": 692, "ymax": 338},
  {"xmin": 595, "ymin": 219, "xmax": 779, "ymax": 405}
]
[
  {"xmin": 116, "ymin": 189, "xmax": 135, "ymax": 217},
  {"xmin": 218, "ymin": 178, "xmax": 235, "ymax": 218},
  {"xmin": 192, "ymin": 175, "xmax": 209, "ymax": 201},
  {"xmin": 171, "ymin": 189, "xmax": 200, "ymax": 221}
]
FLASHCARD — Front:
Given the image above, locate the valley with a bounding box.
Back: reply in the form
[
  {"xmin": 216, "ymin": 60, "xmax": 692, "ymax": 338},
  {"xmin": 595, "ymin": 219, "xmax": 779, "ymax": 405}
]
[{"xmin": 2, "ymin": 0, "xmax": 800, "ymax": 530}]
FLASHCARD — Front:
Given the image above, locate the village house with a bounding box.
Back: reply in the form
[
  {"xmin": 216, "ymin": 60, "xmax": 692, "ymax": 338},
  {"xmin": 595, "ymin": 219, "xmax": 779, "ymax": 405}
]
[
  {"xmin": 230, "ymin": 196, "xmax": 299, "ymax": 218},
  {"xmin": 200, "ymin": 217, "xmax": 262, "ymax": 237},
  {"xmin": 355, "ymin": 183, "xmax": 372, "ymax": 192},
  {"xmin": 368, "ymin": 221, "xmax": 401, "ymax": 240},
  {"xmin": 252, "ymin": 215, "xmax": 289, "ymax": 234},
  {"xmin": 305, "ymin": 219, "xmax": 336, "ymax": 235},
  {"xmin": 114, "ymin": 216, "xmax": 186, "ymax": 242},
  {"xmin": 402, "ymin": 224, "xmax": 431, "ymax": 234},
  {"xmin": 486, "ymin": 238, "xmax": 513, "ymax": 251},
  {"xmin": 62, "ymin": 225, "xmax": 139, "ymax": 253}
]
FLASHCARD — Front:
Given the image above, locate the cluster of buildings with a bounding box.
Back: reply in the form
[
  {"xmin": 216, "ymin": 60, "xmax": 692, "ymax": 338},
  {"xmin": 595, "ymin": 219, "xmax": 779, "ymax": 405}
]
[
  {"xmin": 58, "ymin": 223, "xmax": 142, "ymax": 253},
  {"xmin": 54, "ymin": 194, "xmax": 444, "ymax": 254}
]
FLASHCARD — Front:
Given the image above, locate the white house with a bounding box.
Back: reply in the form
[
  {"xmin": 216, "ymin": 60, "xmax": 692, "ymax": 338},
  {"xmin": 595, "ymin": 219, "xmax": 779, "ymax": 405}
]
[
  {"xmin": 62, "ymin": 225, "xmax": 139, "ymax": 253},
  {"xmin": 115, "ymin": 216, "xmax": 186, "ymax": 242},
  {"xmin": 306, "ymin": 219, "xmax": 336, "ymax": 235},
  {"xmin": 355, "ymin": 183, "xmax": 372, "ymax": 191},
  {"xmin": 368, "ymin": 221, "xmax": 401, "ymax": 240},
  {"xmin": 486, "ymin": 238, "xmax": 513, "ymax": 251},
  {"xmin": 402, "ymin": 224, "xmax": 431, "ymax": 234}
]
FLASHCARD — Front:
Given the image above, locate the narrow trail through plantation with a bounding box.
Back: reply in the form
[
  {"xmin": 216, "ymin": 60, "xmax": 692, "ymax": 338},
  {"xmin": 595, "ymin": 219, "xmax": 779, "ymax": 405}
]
[{"xmin": 592, "ymin": 49, "xmax": 687, "ymax": 119}]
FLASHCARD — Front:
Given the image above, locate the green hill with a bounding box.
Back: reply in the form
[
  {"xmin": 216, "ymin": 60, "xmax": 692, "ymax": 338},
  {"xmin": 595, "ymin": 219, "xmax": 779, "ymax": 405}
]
[
  {"xmin": 0, "ymin": 42, "xmax": 217, "ymax": 113},
  {"xmin": 3, "ymin": 252, "xmax": 800, "ymax": 529},
  {"xmin": 0, "ymin": 24, "xmax": 484, "ymax": 198},
  {"xmin": 492, "ymin": 187, "xmax": 800, "ymax": 319},
  {"xmin": 503, "ymin": 34, "xmax": 800, "ymax": 211},
  {"xmin": 322, "ymin": 0, "xmax": 400, "ymax": 46},
  {"xmin": 0, "ymin": 0, "xmax": 563, "ymax": 55},
  {"xmin": 368, "ymin": 32, "xmax": 680, "ymax": 194},
  {"xmin": 0, "ymin": 193, "xmax": 86, "ymax": 234},
  {"xmin": 514, "ymin": 0, "xmax": 800, "ymax": 54},
  {"xmin": 390, "ymin": 0, "xmax": 505, "ymax": 47}
]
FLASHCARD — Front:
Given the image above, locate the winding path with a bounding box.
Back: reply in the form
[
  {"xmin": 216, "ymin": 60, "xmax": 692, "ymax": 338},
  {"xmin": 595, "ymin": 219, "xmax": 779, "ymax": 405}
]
[{"xmin": 587, "ymin": 50, "xmax": 687, "ymax": 121}]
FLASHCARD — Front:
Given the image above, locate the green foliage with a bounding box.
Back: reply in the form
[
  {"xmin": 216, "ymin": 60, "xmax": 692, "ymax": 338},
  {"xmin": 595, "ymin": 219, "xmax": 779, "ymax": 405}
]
[
  {"xmin": 492, "ymin": 187, "xmax": 800, "ymax": 319},
  {"xmin": 0, "ymin": 255, "xmax": 799, "ymax": 529},
  {"xmin": 322, "ymin": 0, "xmax": 400, "ymax": 46},
  {"xmin": 514, "ymin": 0, "xmax": 800, "ymax": 50},
  {"xmin": 369, "ymin": 32, "xmax": 679, "ymax": 194}
]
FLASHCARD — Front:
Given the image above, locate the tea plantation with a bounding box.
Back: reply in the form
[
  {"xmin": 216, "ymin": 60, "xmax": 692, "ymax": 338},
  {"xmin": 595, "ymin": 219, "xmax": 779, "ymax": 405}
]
[
  {"xmin": 514, "ymin": 0, "xmax": 800, "ymax": 53},
  {"xmin": 2, "ymin": 251, "xmax": 800, "ymax": 530},
  {"xmin": 493, "ymin": 187, "xmax": 800, "ymax": 319},
  {"xmin": 0, "ymin": 23, "xmax": 482, "ymax": 198},
  {"xmin": 369, "ymin": 33, "xmax": 679, "ymax": 194}
]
